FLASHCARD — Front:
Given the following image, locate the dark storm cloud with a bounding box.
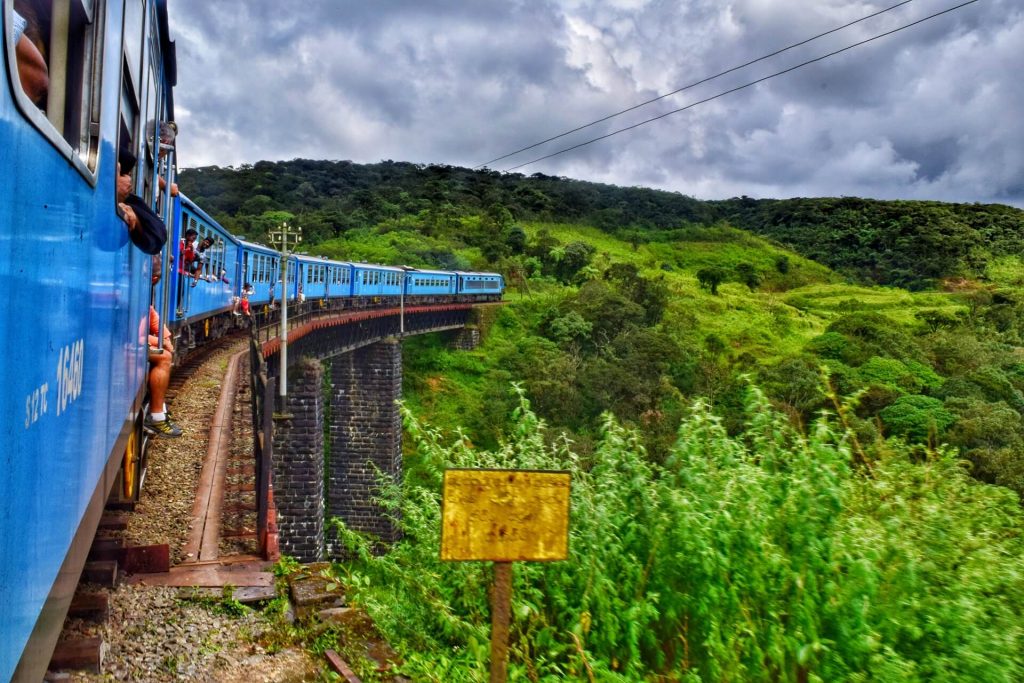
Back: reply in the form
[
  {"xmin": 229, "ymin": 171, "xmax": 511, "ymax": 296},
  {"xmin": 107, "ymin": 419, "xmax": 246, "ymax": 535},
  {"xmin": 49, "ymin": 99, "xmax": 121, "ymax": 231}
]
[{"xmin": 169, "ymin": 0, "xmax": 1023, "ymax": 206}]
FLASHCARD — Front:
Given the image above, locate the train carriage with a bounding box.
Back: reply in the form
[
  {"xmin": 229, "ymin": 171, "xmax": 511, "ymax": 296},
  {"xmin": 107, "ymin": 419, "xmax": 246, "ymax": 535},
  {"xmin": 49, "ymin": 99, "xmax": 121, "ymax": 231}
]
[
  {"xmin": 296, "ymin": 254, "xmax": 330, "ymax": 300},
  {"xmin": 0, "ymin": 0, "xmax": 178, "ymax": 679},
  {"xmin": 456, "ymin": 271, "xmax": 504, "ymax": 301},
  {"xmin": 405, "ymin": 268, "xmax": 456, "ymax": 296},
  {"xmin": 352, "ymin": 262, "xmax": 404, "ymax": 299},
  {"xmin": 166, "ymin": 193, "xmax": 239, "ymax": 339},
  {"xmin": 237, "ymin": 239, "xmax": 280, "ymax": 307},
  {"xmin": 326, "ymin": 259, "xmax": 355, "ymax": 299}
]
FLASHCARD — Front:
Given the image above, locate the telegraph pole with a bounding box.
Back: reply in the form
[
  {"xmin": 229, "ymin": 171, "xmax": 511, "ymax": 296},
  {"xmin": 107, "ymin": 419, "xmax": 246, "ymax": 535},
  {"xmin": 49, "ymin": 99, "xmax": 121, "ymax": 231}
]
[{"xmin": 268, "ymin": 222, "xmax": 302, "ymax": 398}]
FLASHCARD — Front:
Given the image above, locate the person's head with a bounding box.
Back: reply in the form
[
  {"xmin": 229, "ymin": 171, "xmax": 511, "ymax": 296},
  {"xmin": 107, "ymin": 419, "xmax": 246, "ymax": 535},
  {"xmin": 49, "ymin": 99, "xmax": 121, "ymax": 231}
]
[
  {"xmin": 149, "ymin": 119, "xmax": 177, "ymax": 149},
  {"xmin": 116, "ymin": 163, "xmax": 132, "ymax": 203},
  {"xmin": 199, "ymin": 236, "xmax": 214, "ymax": 250},
  {"xmin": 116, "ymin": 143, "xmax": 136, "ymax": 203},
  {"xmin": 184, "ymin": 228, "xmax": 198, "ymax": 242}
]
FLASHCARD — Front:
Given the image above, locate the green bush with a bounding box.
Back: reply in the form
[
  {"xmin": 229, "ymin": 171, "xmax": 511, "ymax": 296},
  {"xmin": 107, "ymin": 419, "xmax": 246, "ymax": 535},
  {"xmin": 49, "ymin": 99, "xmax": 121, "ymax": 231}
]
[
  {"xmin": 331, "ymin": 388, "xmax": 1024, "ymax": 681},
  {"xmin": 879, "ymin": 395, "xmax": 955, "ymax": 442}
]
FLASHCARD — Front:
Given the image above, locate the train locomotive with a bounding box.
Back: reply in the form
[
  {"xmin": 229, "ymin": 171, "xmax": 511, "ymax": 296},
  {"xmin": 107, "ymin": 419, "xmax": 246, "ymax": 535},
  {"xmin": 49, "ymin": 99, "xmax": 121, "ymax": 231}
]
[{"xmin": 0, "ymin": 1, "xmax": 502, "ymax": 679}]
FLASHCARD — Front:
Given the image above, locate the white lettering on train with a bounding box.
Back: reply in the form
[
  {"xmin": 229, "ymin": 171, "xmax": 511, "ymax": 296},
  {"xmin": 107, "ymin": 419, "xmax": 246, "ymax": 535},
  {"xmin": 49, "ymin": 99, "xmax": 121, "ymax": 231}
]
[
  {"xmin": 24, "ymin": 382, "xmax": 48, "ymax": 429},
  {"xmin": 55, "ymin": 338, "xmax": 85, "ymax": 418}
]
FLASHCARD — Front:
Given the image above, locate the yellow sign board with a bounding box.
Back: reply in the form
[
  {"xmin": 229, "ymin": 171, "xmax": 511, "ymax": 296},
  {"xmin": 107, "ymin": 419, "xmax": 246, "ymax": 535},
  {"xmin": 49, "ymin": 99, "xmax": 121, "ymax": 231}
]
[{"xmin": 440, "ymin": 469, "xmax": 571, "ymax": 562}]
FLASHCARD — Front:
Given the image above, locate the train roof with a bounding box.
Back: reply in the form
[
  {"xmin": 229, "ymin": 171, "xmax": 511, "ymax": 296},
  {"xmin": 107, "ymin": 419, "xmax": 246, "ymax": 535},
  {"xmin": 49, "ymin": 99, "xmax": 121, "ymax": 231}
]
[
  {"xmin": 236, "ymin": 238, "xmax": 280, "ymax": 254},
  {"xmin": 352, "ymin": 262, "xmax": 405, "ymax": 272},
  {"xmin": 454, "ymin": 271, "xmax": 503, "ymax": 277},
  {"xmin": 405, "ymin": 268, "xmax": 456, "ymax": 276},
  {"xmin": 294, "ymin": 254, "xmax": 353, "ymax": 266}
]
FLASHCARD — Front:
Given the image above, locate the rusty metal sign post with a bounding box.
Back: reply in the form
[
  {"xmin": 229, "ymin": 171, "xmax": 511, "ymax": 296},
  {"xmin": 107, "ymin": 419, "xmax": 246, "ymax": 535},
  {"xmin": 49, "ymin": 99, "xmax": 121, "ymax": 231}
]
[{"xmin": 441, "ymin": 469, "xmax": 571, "ymax": 682}]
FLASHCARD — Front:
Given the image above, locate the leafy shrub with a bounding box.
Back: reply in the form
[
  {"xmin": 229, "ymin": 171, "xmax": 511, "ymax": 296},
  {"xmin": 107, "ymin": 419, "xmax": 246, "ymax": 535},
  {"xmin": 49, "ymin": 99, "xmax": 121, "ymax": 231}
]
[
  {"xmin": 857, "ymin": 356, "xmax": 921, "ymax": 393},
  {"xmin": 879, "ymin": 394, "xmax": 955, "ymax": 441},
  {"xmin": 332, "ymin": 388, "xmax": 1024, "ymax": 681},
  {"xmin": 826, "ymin": 312, "xmax": 919, "ymax": 362},
  {"xmin": 808, "ymin": 332, "xmax": 857, "ymax": 363}
]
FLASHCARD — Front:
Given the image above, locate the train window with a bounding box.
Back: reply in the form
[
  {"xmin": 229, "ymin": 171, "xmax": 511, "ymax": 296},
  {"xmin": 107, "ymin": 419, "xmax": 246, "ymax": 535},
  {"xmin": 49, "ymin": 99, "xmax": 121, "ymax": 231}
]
[{"xmin": 7, "ymin": 0, "xmax": 105, "ymax": 179}]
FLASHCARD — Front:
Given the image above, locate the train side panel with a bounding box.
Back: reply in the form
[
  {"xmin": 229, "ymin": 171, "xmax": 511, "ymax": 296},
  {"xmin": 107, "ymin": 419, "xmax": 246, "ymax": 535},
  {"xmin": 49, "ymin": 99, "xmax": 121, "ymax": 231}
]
[
  {"xmin": 457, "ymin": 272, "xmax": 505, "ymax": 295},
  {"xmin": 238, "ymin": 240, "xmax": 279, "ymax": 306},
  {"xmin": 352, "ymin": 264, "xmax": 403, "ymax": 297},
  {"xmin": 297, "ymin": 256, "xmax": 329, "ymax": 299},
  {"xmin": 169, "ymin": 195, "xmax": 237, "ymax": 324},
  {"xmin": 406, "ymin": 269, "xmax": 456, "ymax": 296},
  {"xmin": 1, "ymin": 0, "xmax": 175, "ymax": 679}
]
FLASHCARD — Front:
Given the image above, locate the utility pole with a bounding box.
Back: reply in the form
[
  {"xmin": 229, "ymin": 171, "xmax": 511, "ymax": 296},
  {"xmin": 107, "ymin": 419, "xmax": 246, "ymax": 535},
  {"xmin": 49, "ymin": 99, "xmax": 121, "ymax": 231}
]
[{"xmin": 268, "ymin": 221, "xmax": 302, "ymax": 398}]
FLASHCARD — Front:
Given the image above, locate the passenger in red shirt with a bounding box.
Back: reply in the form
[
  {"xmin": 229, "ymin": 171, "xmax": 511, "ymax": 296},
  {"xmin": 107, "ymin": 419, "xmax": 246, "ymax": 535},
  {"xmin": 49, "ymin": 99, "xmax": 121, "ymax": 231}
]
[{"xmin": 179, "ymin": 228, "xmax": 198, "ymax": 274}]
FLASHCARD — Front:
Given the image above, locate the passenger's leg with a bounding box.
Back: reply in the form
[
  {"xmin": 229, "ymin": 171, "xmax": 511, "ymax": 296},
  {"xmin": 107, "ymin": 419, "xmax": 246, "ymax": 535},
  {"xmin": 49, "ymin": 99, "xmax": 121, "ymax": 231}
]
[{"xmin": 145, "ymin": 338, "xmax": 182, "ymax": 438}]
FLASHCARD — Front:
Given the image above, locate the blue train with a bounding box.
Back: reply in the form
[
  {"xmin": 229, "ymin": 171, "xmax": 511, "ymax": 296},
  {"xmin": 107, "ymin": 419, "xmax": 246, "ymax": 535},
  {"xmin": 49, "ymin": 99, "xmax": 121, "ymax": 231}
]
[
  {"xmin": 165, "ymin": 193, "xmax": 503, "ymax": 350},
  {"xmin": 0, "ymin": 2, "xmax": 502, "ymax": 680}
]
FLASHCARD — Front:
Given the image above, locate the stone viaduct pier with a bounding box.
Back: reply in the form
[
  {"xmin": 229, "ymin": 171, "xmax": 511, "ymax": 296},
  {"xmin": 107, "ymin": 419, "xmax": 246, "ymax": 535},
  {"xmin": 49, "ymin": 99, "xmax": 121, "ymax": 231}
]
[{"xmin": 252, "ymin": 302, "xmax": 490, "ymax": 561}]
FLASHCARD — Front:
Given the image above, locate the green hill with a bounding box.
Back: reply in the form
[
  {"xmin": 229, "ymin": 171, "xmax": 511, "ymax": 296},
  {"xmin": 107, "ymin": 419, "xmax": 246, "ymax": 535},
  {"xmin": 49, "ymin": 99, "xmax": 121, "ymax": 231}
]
[
  {"xmin": 179, "ymin": 159, "xmax": 1024, "ymax": 492},
  {"xmin": 179, "ymin": 159, "xmax": 1024, "ymax": 289}
]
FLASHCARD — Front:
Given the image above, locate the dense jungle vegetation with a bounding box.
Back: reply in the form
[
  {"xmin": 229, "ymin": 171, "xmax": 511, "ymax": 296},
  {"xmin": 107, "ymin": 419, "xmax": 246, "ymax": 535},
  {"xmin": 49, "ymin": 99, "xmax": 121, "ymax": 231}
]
[{"xmin": 181, "ymin": 159, "xmax": 1024, "ymax": 680}]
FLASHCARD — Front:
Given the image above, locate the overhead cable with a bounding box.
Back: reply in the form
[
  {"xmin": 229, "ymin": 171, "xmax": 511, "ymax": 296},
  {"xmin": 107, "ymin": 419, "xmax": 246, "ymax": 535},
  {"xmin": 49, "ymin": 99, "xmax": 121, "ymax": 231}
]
[
  {"xmin": 502, "ymin": 0, "xmax": 980, "ymax": 173},
  {"xmin": 476, "ymin": 0, "xmax": 917, "ymax": 169}
]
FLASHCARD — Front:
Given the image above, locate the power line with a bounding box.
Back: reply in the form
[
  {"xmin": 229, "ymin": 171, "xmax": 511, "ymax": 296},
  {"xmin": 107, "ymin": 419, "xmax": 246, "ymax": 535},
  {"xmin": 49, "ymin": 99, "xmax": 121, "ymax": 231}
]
[
  {"xmin": 503, "ymin": 0, "xmax": 980, "ymax": 173},
  {"xmin": 476, "ymin": 0, "xmax": 917, "ymax": 169}
]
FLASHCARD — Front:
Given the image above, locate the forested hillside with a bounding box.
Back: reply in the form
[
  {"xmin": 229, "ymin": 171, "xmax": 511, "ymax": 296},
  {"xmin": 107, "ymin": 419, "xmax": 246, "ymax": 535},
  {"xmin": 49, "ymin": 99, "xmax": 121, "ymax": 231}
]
[
  {"xmin": 179, "ymin": 159, "xmax": 1024, "ymax": 498},
  {"xmin": 179, "ymin": 159, "xmax": 1024, "ymax": 289}
]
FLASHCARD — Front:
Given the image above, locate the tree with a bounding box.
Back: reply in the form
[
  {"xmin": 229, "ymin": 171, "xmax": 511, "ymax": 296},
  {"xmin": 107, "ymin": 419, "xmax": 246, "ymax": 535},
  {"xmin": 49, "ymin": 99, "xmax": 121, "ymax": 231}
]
[
  {"xmin": 696, "ymin": 267, "xmax": 728, "ymax": 295},
  {"xmin": 735, "ymin": 262, "xmax": 761, "ymax": 291},
  {"xmin": 557, "ymin": 241, "xmax": 596, "ymax": 283},
  {"xmin": 915, "ymin": 308, "xmax": 961, "ymax": 332},
  {"xmin": 879, "ymin": 395, "xmax": 955, "ymax": 442},
  {"xmin": 506, "ymin": 225, "xmax": 527, "ymax": 254}
]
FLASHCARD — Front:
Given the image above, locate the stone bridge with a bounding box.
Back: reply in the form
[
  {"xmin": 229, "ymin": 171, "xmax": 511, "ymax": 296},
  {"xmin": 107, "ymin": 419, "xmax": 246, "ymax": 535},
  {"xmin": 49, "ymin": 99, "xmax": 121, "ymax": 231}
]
[{"xmin": 256, "ymin": 303, "xmax": 490, "ymax": 560}]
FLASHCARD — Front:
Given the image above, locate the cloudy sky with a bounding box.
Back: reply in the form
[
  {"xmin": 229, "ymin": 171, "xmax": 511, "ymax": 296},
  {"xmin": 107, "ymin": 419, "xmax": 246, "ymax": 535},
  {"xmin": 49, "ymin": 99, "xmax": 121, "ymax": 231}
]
[{"xmin": 169, "ymin": 0, "xmax": 1022, "ymax": 206}]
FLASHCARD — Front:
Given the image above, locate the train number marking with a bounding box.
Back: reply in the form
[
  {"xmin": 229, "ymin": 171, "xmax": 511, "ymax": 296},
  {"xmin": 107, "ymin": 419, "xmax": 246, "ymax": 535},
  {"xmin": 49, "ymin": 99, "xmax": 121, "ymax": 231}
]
[
  {"xmin": 25, "ymin": 383, "xmax": 49, "ymax": 429},
  {"xmin": 55, "ymin": 339, "xmax": 85, "ymax": 417}
]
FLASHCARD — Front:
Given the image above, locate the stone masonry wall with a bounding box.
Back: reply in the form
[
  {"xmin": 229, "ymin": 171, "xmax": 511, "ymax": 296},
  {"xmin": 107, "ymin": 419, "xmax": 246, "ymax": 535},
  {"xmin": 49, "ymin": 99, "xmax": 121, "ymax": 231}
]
[
  {"xmin": 326, "ymin": 338, "xmax": 403, "ymax": 555},
  {"xmin": 450, "ymin": 325, "xmax": 480, "ymax": 350},
  {"xmin": 271, "ymin": 357, "xmax": 325, "ymax": 562}
]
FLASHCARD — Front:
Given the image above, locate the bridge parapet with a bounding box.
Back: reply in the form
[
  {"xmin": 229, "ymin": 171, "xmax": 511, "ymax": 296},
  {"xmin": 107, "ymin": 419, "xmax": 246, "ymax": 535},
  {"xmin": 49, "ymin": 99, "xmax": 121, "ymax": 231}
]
[
  {"xmin": 271, "ymin": 357, "xmax": 326, "ymax": 562},
  {"xmin": 252, "ymin": 302, "xmax": 500, "ymax": 557}
]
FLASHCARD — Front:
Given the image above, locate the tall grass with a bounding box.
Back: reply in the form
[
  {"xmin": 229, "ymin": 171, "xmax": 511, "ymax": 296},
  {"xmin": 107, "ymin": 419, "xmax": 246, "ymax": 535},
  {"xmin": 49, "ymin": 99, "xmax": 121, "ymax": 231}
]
[{"xmin": 333, "ymin": 388, "xmax": 1024, "ymax": 681}]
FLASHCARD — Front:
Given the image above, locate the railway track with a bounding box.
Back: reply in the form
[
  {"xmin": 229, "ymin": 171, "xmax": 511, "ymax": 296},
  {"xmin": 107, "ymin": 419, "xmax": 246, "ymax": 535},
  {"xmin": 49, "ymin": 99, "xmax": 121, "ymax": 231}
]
[{"xmin": 165, "ymin": 329, "xmax": 249, "ymax": 401}]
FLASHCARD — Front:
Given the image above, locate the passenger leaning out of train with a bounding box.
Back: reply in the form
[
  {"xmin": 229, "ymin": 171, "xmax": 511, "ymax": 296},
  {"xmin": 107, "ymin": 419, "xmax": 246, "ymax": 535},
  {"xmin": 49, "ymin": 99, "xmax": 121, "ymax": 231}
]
[
  {"xmin": 179, "ymin": 228, "xmax": 198, "ymax": 274},
  {"xmin": 117, "ymin": 146, "xmax": 168, "ymax": 254},
  {"xmin": 11, "ymin": 6, "xmax": 48, "ymax": 107},
  {"xmin": 233, "ymin": 283, "xmax": 254, "ymax": 318},
  {"xmin": 189, "ymin": 236, "xmax": 214, "ymax": 285},
  {"xmin": 146, "ymin": 256, "xmax": 183, "ymax": 438},
  {"xmin": 269, "ymin": 279, "xmax": 280, "ymax": 309},
  {"xmin": 150, "ymin": 120, "xmax": 179, "ymax": 198}
]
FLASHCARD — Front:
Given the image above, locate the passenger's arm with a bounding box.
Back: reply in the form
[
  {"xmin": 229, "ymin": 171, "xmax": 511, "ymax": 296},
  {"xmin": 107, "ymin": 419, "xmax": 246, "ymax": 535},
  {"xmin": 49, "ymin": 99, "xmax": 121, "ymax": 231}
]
[{"xmin": 15, "ymin": 35, "xmax": 48, "ymax": 107}]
